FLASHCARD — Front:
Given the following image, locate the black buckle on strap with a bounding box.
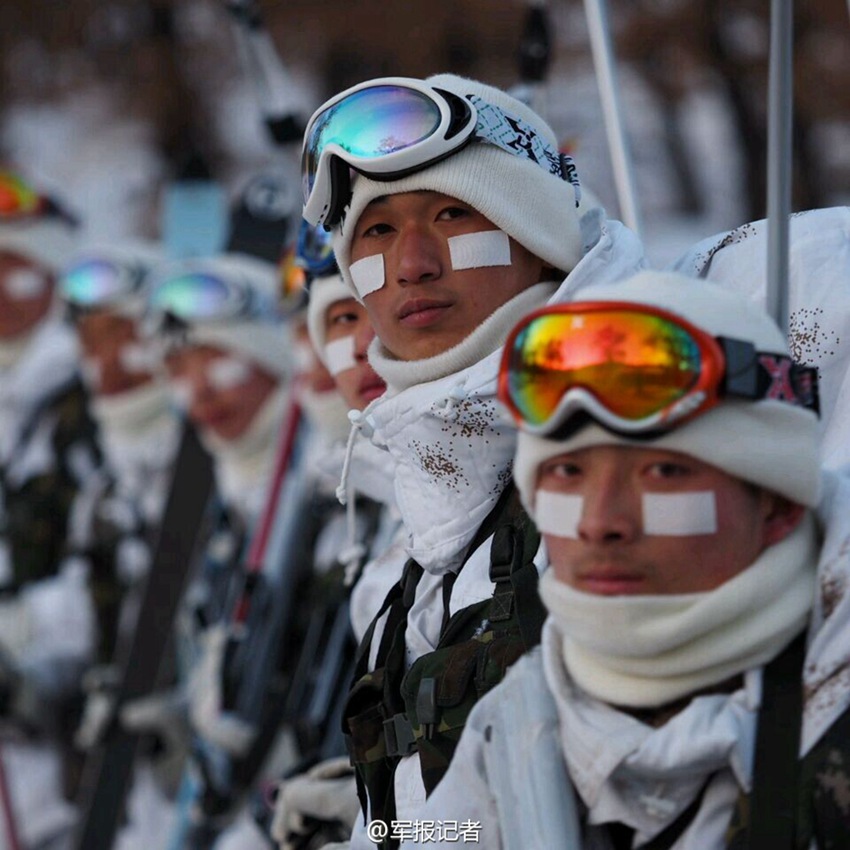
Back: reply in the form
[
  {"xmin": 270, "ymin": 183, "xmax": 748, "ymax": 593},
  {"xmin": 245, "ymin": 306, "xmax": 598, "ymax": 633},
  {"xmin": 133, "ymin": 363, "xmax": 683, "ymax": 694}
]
[{"xmin": 383, "ymin": 713, "xmax": 417, "ymax": 757}]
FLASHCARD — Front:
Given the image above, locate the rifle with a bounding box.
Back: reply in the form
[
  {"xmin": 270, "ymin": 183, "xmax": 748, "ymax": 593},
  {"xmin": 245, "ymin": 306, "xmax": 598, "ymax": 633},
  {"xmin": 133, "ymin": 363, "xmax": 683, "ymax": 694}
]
[
  {"xmin": 169, "ymin": 396, "xmax": 316, "ymax": 848},
  {"xmin": 282, "ymin": 493, "xmax": 383, "ymax": 762}
]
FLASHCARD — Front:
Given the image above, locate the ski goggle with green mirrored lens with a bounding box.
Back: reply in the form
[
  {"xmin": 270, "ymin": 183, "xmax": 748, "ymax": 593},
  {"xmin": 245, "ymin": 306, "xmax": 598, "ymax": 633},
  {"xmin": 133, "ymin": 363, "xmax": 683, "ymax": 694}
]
[
  {"xmin": 497, "ymin": 302, "xmax": 819, "ymax": 437},
  {"xmin": 0, "ymin": 170, "xmax": 48, "ymax": 221},
  {"xmin": 148, "ymin": 270, "xmax": 278, "ymax": 329},
  {"xmin": 301, "ymin": 76, "xmax": 580, "ymax": 228},
  {"xmin": 60, "ymin": 258, "xmax": 146, "ymax": 310}
]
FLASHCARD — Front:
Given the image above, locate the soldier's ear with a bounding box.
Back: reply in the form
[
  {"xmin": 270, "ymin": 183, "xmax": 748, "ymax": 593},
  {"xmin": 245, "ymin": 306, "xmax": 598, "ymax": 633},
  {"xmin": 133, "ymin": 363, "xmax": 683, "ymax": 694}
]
[{"xmin": 761, "ymin": 494, "xmax": 805, "ymax": 548}]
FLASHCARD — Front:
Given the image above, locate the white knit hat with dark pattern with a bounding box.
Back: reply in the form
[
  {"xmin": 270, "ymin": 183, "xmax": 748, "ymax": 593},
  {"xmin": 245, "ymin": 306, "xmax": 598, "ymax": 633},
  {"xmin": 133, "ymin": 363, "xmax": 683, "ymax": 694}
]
[
  {"xmin": 513, "ymin": 271, "xmax": 822, "ymax": 513},
  {"xmin": 331, "ymin": 73, "xmax": 584, "ymax": 300}
]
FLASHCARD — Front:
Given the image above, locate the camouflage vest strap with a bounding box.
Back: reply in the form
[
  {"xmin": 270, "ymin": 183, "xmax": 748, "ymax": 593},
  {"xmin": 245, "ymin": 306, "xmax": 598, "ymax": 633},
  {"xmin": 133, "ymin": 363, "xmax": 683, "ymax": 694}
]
[
  {"xmin": 1, "ymin": 377, "xmax": 101, "ymax": 588},
  {"xmin": 342, "ymin": 482, "xmax": 539, "ymax": 849},
  {"xmin": 343, "ymin": 558, "xmax": 424, "ymax": 833},
  {"xmin": 724, "ymin": 631, "xmax": 807, "ymax": 849},
  {"xmin": 402, "ymin": 485, "xmax": 544, "ymax": 796}
]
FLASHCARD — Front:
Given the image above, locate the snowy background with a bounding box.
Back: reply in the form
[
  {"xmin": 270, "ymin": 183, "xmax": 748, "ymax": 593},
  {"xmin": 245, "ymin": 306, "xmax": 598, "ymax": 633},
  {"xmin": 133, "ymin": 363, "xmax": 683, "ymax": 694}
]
[{"xmin": 1, "ymin": 0, "xmax": 848, "ymax": 266}]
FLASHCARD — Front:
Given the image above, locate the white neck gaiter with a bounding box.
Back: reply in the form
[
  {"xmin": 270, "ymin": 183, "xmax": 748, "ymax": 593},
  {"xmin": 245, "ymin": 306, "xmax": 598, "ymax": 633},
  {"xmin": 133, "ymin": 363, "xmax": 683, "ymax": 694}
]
[
  {"xmin": 92, "ymin": 379, "xmax": 176, "ymax": 444},
  {"xmin": 201, "ymin": 384, "xmax": 289, "ymax": 525},
  {"xmin": 368, "ymin": 282, "xmax": 557, "ymax": 392},
  {"xmin": 360, "ymin": 283, "xmax": 557, "ymax": 574},
  {"xmin": 91, "ymin": 380, "xmax": 180, "ymax": 513},
  {"xmin": 298, "ymin": 384, "xmax": 353, "ymax": 445},
  {"xmin": 0, "ymin": 332, "xmax": 36, "ymax": 370},
  {"xmin": 538, "ymin": 511, "xmax": 818, "ymax": 708}
]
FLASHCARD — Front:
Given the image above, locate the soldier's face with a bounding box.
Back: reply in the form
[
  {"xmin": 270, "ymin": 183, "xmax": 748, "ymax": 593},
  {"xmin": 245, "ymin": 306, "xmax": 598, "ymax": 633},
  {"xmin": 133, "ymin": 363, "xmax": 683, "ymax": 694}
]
[
  {"xmin": 536, "ymin": 445, "xmax": 804, "ymax": 595},
  {"xmin": 323, "ymin": 297, "xmax": 385, "ymax": 411},
  {"xmin": 165, "ymin": 345, "xmax": 278, "ymax": 442},
  {"xmin": 75, "ymin": 309, "xmax": 155, "ymax": 396},
  {"xmin": 349, "ymin": 191, "xmax": 544, "ymax": 361},
  {"xmin": 0, "ymin": 251, "xmax": 54, "ymax": 339}
]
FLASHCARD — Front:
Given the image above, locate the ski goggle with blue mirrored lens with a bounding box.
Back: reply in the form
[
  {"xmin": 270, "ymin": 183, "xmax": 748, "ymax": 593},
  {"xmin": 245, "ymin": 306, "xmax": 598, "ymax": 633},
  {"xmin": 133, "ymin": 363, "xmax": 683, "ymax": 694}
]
[
  {"xmin": 296, "ymin": 218, "xmax": 338, "ymax": 278},
  {"xmin": 301, "ymin": 77, "xmax": 581, "ymax": 228},
  {"xmin": 497, "ymin": 302, "xmax": 820, "ymax": 438},
  {"xmin": 148, "ymin": 270, "xmax": 279, "ymax": 330},
  {"xmin": 60, "ymin": 258, "xmax": 146, "ymax": 311}
]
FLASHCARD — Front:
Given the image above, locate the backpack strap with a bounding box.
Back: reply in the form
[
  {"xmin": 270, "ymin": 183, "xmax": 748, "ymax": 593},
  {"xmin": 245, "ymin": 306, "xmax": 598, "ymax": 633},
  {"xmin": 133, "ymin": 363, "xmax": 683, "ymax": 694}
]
[{"xmin": 745, "ymin": 630, "xmax": 806, "ymax": 850}]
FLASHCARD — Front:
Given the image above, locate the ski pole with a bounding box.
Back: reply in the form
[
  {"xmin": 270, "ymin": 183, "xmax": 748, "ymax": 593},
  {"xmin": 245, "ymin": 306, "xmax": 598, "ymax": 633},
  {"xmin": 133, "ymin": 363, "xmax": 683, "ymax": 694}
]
[
  {"xmin": 222, "ymin": 0, "xmax": 304, "ymax": 146},
  {"xmin": 0, "ymin": 743, "xmax": 21, "ymax": 850},
  {"xmin": 765, "ymin": 0, "xmax": 794, "ymax": 336},
  {"xmin": 582, "ymin": 0, "xmax": 643, "ymax": 236},
  {"xmin": 510, "ymin": 2, "xmax": 552, "ymax": 117}
]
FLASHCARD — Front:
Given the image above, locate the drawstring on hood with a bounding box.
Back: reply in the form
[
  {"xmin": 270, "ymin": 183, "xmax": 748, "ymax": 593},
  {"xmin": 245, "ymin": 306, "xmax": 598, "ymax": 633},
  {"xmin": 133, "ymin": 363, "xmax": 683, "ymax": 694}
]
[{"xmin": 335, "ymin": 406, "xmax": 380, "ymax": 584}]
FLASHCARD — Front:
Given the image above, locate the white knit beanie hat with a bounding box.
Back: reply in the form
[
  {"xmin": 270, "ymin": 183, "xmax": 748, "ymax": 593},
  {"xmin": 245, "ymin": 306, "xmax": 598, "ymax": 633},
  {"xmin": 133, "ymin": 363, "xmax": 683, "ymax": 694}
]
[
  {"xmin": 306, "ymin": 272, "xmax": 352, "ymax": 367},
  {"xmin": 331, "ymin": 73, "xmax": 583, "ymax": 300},
  {"xmin": 0, "ymin": 208, "xmax": 77, "ymax": 272},
  {"xmin": 152, "ymin": 252, "xmax": 292, "ymax": 380},
  {"xmin": 513, "ymin": 271, "xmax": 822, "ymax": 512}
]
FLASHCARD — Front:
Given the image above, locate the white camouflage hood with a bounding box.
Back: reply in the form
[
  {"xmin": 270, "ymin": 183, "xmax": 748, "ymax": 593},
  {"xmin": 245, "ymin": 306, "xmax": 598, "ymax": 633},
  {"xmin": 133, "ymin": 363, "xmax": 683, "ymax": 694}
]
[{"xmin": 671, "ymin": 206, "xmax": 850, "ymax": 471}]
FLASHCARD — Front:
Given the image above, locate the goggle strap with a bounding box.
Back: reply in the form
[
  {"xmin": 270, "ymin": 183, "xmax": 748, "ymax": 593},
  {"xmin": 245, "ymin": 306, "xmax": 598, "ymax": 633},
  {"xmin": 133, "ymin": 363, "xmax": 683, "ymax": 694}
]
[
  {"xmin": 434, "ymin": 88, "xmax": 474, "ymax": 142},
  {"xmin": 467, "ymin": 95, "xmax": 578, "ymax": 190},
  {"xmin": 719, "ymin": 337, "xmax": 819, "ymax": 415},
  {"xmin": 327, "ymin": 155, "xmax": 352, "ymax": 231}
]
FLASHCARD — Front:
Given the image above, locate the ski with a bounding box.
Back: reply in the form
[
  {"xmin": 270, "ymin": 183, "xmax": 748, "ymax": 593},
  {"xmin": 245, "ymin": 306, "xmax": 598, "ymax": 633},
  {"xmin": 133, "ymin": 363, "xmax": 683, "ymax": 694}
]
[{"xmin": 72, "ymin": 423, "xmax": 215, "ymax": 850}]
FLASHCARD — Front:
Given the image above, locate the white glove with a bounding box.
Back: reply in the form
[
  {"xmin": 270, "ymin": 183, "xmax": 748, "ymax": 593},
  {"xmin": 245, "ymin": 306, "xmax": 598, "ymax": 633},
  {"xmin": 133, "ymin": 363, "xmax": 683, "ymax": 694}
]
[
  {"xmin": 74, "ymin": 665, "xmax": 122, "ymax": 750},
  {"xmin": 0, "ymin": 559, "xmax": 96, "ymax": 695},
  {"xmin": 24, "ymin": 558, "xmax": 97, "ymax": 664},
  {"xmin": 187, "ymin": 624, "xmax": 257, "ymax": 757},
  {"xmin": 120, "ymin": 688, "xmax": 191, "ymax": 797},
  {"xmin": 271, "ymin": 757, "xmax": 360, "ymax": 849}
]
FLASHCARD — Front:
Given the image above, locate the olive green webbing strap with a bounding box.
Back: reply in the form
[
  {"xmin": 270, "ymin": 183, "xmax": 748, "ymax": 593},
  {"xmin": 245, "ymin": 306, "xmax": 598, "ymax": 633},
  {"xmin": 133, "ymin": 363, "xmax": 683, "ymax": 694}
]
[
  {"xmin": 605, "ymin": 778, "xmax": 712, "ymax": 850},
  {"xmin": 439, "ymin": 481, "xmax": 534, "ymax": 635},
  {"xmin": 745, "ymin": 630, "xmax": 806, "ymax": 850}
]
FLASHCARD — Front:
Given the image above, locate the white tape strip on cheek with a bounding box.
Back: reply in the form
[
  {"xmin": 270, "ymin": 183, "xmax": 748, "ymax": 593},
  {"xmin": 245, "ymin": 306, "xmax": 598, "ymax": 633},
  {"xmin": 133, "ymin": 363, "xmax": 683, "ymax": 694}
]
[
  {"xmin": 448, "ymin": 230, "xmax": 512, "ymax": 270},
  {"xmin": 119, "ymin": 342, "xmax": 160, "ymax": 374},
  {"xmin": 80, "ymin": 359, "xmax": 103, "ymax": 390},
  {"xmin": 293, "ymin": 341, "xmax": 315, "ymax": 373},
  {"xmin": 325, "ymin": 335, "xmax": 357, "ymax": 376},
  {"xmin": 534, "ymin": 490, "xmax": 583, "ymax": 539},
  {"xmin": 169, "ymin": 379, "xmax": 194, "ymax": 411},
  {"xmin": 350, "ymin": 254, "xmax": 385, "ymax": 298},
  {"xmin": 207, "ymin": 356, "xmax": 253, "ymax": 391},
  {"xmin": 4, "ymin": 269, "xmax": 48, "ymax": 300},
  {"xmin": 642, "ymin": 491, "xmax": 718, "ymax": 536}
]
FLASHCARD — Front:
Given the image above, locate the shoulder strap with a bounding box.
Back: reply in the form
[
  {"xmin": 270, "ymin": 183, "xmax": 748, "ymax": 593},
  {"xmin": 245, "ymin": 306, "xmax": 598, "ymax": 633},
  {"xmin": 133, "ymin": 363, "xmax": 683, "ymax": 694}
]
[
  {"xmin": 0, "ymin": 374, "xmax": 82, "ymax": 478},
  {"xmin": 745, "ymin": 631, "xmax": 806, "ymax": 850},
  {"xmin": 440, "ymin": 481, "xmax": 529, "ymax": 627}
]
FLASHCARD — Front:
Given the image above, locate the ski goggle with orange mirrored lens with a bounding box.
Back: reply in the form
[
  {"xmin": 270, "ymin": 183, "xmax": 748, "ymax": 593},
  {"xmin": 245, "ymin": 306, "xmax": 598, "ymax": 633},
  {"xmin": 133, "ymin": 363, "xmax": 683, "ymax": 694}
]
[
  {"xmin": 277, "ymin": 244, "xmax": 309, "ymax": 313},
  {"xmin": 498, "ymin": 302, "xmax": 819, "ymax": 437},
  {"xmin": 301, "ymin": 77, "xmax": 580, "ymax": 228},
  {"xmin": 0, "ymin": 170, "xmax": 48, "ymax": 221}
]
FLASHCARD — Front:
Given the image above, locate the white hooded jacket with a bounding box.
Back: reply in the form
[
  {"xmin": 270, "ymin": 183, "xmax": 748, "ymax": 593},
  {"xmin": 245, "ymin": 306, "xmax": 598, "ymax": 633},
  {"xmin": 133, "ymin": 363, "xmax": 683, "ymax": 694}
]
[
  {"xmin": 669, "ymin": 206, "xmax": 850, "ymax": 471},
  {"xmin": 400, "ymin": 468, "xmax": 850, "ymax": 850},
  {"xmin": 347, "ymin": 212, "xmax": 646, "ymax": 849}
]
